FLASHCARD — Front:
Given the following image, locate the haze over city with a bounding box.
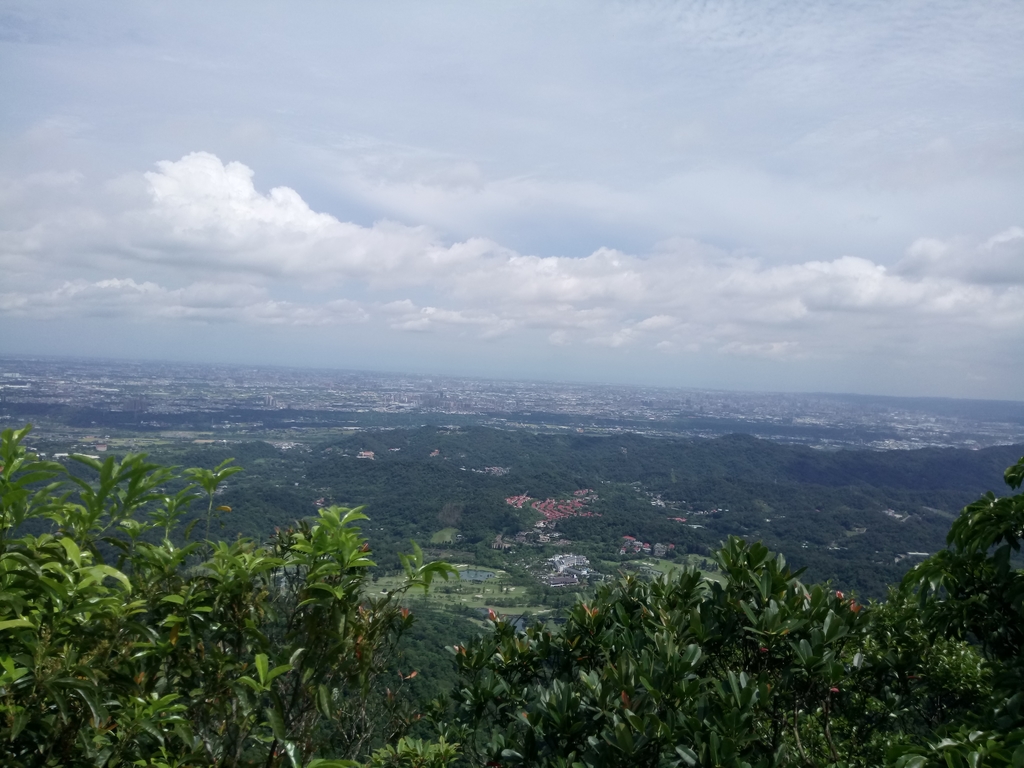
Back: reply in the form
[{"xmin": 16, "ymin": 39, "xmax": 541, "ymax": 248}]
[{"xmin": 1, "ymin": 2, "xmax": 1022, "ymax": 399}]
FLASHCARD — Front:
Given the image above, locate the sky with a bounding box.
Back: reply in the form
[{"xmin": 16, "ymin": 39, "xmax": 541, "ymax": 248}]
[{"xmin": 1, "ymin": 1, "xmax": 1022, "ymax": 400}]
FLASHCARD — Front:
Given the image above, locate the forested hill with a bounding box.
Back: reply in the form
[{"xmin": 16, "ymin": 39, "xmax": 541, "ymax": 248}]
[{"xmin": 149, "ymin": 426, "xmax": 1024, "ymax": 598}]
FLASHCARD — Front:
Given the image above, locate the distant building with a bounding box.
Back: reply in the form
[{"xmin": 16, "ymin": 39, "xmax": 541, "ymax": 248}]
[
  {"xmin": 548, "ymin": 553, "xmax": 589, "ymax": 572},
  {"xmin": 653, "ymin": 543, "xmax": 667, "ymax": 557},
  {"xmin": 356, "ymin": 450, "xmax": 375, "ymax": 460},
  {"xmin": 546, "ymin": 575, "xmax": 579, "ymax": 588}
]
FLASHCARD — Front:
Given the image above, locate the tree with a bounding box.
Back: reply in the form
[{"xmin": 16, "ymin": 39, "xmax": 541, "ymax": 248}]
[
  {"xmin": 436, "ymin": 530, "xmax": 1001, "ymax": 766},
  {"xmin": 894, "ymin": 455, "xmax": 1024, "ymax": 767},
  {"xmin": 0, "ymin": 425, "xmax": 455, "ymax": 767}
]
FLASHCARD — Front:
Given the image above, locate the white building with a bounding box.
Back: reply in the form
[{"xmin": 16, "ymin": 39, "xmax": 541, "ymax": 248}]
[{"xmin": 548, "ymin": 554, "xmax": 590, "ymax": 573}]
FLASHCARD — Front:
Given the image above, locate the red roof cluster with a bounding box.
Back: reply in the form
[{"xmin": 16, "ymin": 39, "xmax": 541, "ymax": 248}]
[
  {"xmin": 507, "ymin": 491, "xmax": 601, "ymax": 521},
  {"xmin": 531, "ymin": 496, "xmax": 601, "ymax": 521}
]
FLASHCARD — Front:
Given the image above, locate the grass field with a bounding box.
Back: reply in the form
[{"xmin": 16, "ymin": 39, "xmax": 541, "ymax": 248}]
[
  {"xmin": 370, "ymin": 565, "xmax": 555, "ymax": 619},
  {"xmin": 430, "ymin": 527, "xmax": 459, "ymax": 544}
]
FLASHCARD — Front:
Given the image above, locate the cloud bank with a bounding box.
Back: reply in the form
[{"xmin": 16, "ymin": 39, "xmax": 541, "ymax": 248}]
[
  {"xmin": 3, "ymin": 152, "xmax": 1022, "ymax": 395},
  {"xmin": 1, "ymin": 1, "xmax": 1021, "ymax": 396}
]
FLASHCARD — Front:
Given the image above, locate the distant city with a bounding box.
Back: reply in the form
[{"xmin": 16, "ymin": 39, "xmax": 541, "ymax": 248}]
[{"xmin": 2, "ymin": 355, "xmax": 1023, "ymax": 450}]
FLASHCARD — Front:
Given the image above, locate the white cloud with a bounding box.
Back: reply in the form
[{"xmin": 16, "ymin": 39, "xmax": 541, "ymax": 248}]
[
  {"xmin": 124, "ymin": 152, "xmax": 493, "ymax": 283},
  {"xmin": 384, "ymin": 302, "xmax": 514, "ymax": 337},
  {"xmin": 0, "ymin": 276, "xmax": 368, "ymax": 326},
  {"xmin": 635, "ymin": 315, "xmax": 678, "ymax": 331},
  {"xmin": 719, "ymin": 341, "xmax": 802, "ymax": 360},
  {"xmin": 1, "ymin": 152, "xmax": 1022, "ymax": 395},
  {"xmin": 898, "ymin": 226, "xmax": 1024, "ymax": 286},
  {"xmin": 548, "ymin": 330, "xmax": 571, "ymax": 346}
]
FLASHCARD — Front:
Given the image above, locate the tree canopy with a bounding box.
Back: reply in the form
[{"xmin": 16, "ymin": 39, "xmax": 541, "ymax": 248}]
[{"xmin": 0, "ymin": 425, "xmax": 454, "ymax": 767}]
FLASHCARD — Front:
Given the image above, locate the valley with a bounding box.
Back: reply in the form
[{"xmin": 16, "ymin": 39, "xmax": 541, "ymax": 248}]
[{"xmin": 22, "ymin": 420, "xmax": 1023, "ymax": 604}]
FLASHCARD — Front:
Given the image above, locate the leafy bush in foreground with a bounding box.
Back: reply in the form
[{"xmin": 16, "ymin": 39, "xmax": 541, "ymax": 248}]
[
  {"xmin": 3, "ymin": 420, "xmax": 1023, "ymax": 768},
  {"xmin": 0, "ymin": 425, "xmax": 454, "ymax": 767},
  {"xmin": 436, "ymin": 458, "xmax": 1024, "ymax": 767}
]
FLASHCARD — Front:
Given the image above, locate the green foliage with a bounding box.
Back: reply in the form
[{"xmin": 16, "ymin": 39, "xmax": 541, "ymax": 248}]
[
  {"xmin": 435, "ymin": 452, "xmax": 1024, "ymax": 766},
  {"xmin": 894, "ymin": 455, "xmax": 1024, "ymax": 767},
  {"xmin": 366, "ymin": 736, "xmax": 459, "ymax": 768},
  {"xmin": 439, "ymin": 538, "xmax": 891, "ymax": 766},
  {"xmin": 199, "ymin": 425, "xmax": 1020, "ymax": 596},
  {"xmin": 5, "ymin": 417, "xmax": 1024, "ymax": 768},
  {"xmin": 0, "ymin": 425, "xmax": 456, "ymax": 767}
]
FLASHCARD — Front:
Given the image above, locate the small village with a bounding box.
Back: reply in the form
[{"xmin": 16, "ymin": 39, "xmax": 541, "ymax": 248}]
[
  {"xmin": 619, "ymin": 536, "xmax": 675, "ymax": 558},
  {"xmin": 504, "ymin": 489, "xmax": 601, "ymax": 522}
]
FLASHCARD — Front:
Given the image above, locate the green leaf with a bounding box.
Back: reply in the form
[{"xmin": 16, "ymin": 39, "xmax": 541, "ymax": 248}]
[
  {"xmin": 317, "ymin": 684, "xmax": 332, "ymax": 716},
  {"xmin": 237, "ymin": 676, "xmax": 262, "ymax": 693},
  {"xmin": 267, "ymin": 664, "xmax": 292, "ymax": 684},
  {"xmin": 58, "ymin": 536, "xmax": 82, "ymax": 567},
  {"xmin": 266, "ymin": 705, "xmax": 287, "ymax": 740},
  {"xmin": 0, "ymin": 618, "xmax": 35, "ymax": 631},
  {"xmin": 1005, "ymin": 456, "xmax": 1024, "ymax": 490},
  {"xmin": 88, "ymin": 564, "xmax": 132, "ymax": 593},
  {"xmin": 675, "ymin": 745, "xmax": 698, "ymax": 767}
]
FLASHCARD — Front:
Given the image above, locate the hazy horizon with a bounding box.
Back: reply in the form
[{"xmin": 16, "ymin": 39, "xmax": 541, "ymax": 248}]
[
  {"xmin": 2, "ymin": 2, "xmax": 1022, "ymax": 399},
  {"xmin": 6, "ymin": 351, "xmax": 1024, "ymax": 407}
]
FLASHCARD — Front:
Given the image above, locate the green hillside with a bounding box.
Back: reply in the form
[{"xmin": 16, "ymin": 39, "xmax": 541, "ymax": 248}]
[{"xmin": 137, "ymin": 426, "xmax": 1023, "ymax": 598}]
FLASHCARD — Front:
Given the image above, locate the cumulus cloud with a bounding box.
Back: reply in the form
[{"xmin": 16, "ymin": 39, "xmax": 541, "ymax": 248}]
[
  {"xmin": 123, "ymin": 152, "xmax": 496, "ymax": 283},
  {"xmin": 898, "ymin": 227, "xmax": 1024, "ymax": 285},
  {"xmin": 1, "ymin": 152, "xmax": 1022, "ymax": 377}
]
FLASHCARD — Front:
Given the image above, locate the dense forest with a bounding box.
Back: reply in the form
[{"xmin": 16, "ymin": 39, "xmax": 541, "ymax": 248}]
[{"xmin": 120, "ymin": 425, "xmax": 1024, "ymax": 597}]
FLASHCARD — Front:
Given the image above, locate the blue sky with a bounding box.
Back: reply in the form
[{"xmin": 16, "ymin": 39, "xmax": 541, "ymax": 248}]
[{"xmin": 1, "ymin": 1, "xmax": 1022, "ymax": 398}]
